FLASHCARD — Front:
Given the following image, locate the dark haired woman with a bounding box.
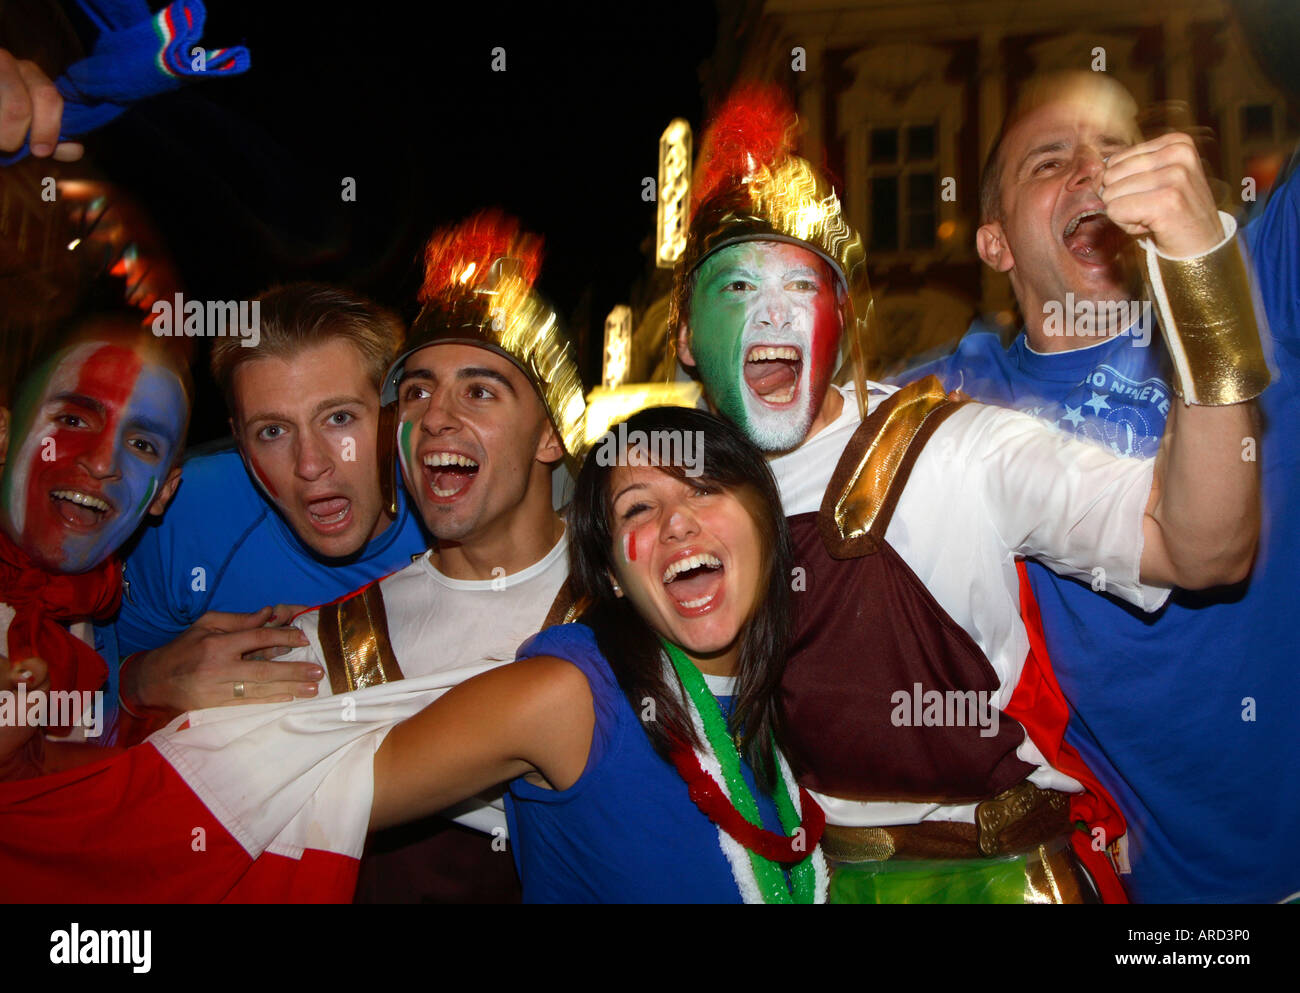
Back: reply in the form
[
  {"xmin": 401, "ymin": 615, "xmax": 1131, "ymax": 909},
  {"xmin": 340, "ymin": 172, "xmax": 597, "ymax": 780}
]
[
  {"xmin": 370, "ymin": 405, "xmax": 826, "ymax": 902},
  {"xmin": 0, "ymin": 406, "xmax": 824, "ymax": 903}
]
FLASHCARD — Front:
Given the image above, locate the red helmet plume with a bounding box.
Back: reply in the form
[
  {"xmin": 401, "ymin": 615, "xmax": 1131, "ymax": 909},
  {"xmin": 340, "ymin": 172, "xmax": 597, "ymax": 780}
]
[
  {"xmin": 418, "ymin": 209, "xmax": 544, "ymax": 304},
  {"xmin": 691, "ymin": 82, "xmax": 799, "ymax": 214}
]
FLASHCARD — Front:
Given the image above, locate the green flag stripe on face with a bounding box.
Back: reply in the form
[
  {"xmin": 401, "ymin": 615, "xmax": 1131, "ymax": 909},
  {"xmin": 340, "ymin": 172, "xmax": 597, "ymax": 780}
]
[
  {"xmin": 134, "ymin": 476, "xmax": 159, "ymax": 516},
  {"xmin": 397, "ymin": 417, "xmax": 420, "ymax": 495},
  {"xmin": 686, "ymin": 248, "xmax": 759, "ymax": 436},
  {"xmin": 1, "ymin": 350, "xmax": 67, "ymax": 534}
]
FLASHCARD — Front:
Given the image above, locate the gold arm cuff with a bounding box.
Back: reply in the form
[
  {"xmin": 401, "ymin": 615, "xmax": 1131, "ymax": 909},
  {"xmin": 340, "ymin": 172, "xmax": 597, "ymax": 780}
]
[{"xmin": 1143, "ymin": 221, "xmax": 1271, "ymax": 405}]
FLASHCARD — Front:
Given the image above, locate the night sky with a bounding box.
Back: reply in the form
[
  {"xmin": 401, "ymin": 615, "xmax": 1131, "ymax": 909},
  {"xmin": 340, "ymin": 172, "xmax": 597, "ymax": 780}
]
[{"xmin": 56, "ymin": 0, "xmax": 721, "ymax": 439}]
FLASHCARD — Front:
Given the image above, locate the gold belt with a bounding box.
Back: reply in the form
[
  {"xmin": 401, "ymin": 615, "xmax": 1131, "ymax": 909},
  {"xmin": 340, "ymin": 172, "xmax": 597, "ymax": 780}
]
[{"xmin": 822, "ymin": 781, "xmax": 1072, "ymax": 861}]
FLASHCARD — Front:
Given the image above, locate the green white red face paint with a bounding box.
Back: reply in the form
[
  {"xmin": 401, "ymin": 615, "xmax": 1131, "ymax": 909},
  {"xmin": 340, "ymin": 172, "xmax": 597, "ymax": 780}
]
[
  {"xmin": 686, "ymin": 240, "xmax": 843, "ymax": 452},
  {"xmin": 1, "ymin": 341, "xmax": 186, "ymax": 573}
]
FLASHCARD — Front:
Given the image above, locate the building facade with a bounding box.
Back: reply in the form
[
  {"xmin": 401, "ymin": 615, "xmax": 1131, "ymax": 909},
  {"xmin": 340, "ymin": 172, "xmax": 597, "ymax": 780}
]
[{"xmin": 627, "ymin": 0, "xmax": 1299, "ymax": 379}]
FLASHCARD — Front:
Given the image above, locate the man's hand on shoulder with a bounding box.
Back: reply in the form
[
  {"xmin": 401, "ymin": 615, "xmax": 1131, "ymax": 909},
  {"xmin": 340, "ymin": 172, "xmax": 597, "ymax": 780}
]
[
  {"xmin": 1101, "ymin": 132, "xmax": 1222, "ymax": 257},
  {"xmin": 124, "ymin": 606, "xmax": 322, "ymax": 714},
  {"xmin": 0, "ymin": 50, "xmax": 82, "ymax": 161}
]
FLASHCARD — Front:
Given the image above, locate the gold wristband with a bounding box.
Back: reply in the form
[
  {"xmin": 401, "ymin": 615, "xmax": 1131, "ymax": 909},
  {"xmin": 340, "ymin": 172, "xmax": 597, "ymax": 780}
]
[{"xmin": 1142, "ymin": 217, "xmax": 1272, "ymax": 405}]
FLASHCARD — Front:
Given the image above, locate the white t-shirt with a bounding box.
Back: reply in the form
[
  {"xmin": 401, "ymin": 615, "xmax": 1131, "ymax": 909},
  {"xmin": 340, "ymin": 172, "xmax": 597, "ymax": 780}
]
[
  {"xmin": 771, "ymin": 382, "xmax": 1169, "ymax": 828},
  {"xmin": 280, "ymin": 534, "xmax": 570, "ymax": 834},
  {"xmin": 287, "ymin": 536, "xmax": 569, "ymax": 692}
]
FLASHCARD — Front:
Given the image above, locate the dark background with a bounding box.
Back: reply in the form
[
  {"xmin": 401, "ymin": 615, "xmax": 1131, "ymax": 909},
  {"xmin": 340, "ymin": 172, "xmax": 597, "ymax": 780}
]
[{"xmin": 9, "ymin": 0, "xmax": 726, "ymax": 441}]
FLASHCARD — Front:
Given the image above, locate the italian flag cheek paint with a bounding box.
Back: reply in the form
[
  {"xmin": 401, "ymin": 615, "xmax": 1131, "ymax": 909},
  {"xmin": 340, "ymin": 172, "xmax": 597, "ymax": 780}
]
[
  {"xmin": 622, "ymin": 531, "xmax": 638, "ymax": 563},
  {"xmin": 133, "ymin": 476, "xmax": 159, "ymax": 516},
  {"xmin": 397, "ymin": 419, "xmax": 418, "ymax": 486},
  {"xmin": 247, "ymin": 456, "xmax": 278, "ymax": 500}
]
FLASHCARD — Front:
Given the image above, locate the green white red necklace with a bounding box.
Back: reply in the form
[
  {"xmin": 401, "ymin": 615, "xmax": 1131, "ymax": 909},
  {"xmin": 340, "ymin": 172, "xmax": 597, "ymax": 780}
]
[{"xmin": 661, "ymin": 639, "xmax": 828, "ymax": 904}]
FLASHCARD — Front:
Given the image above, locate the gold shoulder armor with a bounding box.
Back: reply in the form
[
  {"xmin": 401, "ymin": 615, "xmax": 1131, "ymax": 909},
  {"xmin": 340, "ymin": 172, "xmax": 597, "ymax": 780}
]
[
  {"xmin": 818, "ymin": 376, "xmax": 966, "ymax": 558},
  {"xmin": 317, "ymin": 583, "xmax": 405, "ymax": 694}
]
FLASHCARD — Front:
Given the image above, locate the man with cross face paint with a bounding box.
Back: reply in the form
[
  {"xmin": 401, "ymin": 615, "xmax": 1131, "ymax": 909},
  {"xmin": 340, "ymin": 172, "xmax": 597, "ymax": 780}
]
[
  {"xmin": 0, "ymin": 314, "xmax": 189, "ymax": 758},
  {"xmin": 673, "ymin": 86, "xmax": 1266, "ymax": 903}
]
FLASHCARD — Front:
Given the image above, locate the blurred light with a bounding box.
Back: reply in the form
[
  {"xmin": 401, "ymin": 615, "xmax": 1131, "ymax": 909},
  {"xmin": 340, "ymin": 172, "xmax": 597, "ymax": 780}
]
[
  {"xmin": 583, "ymin": 382, "xmax": 703, "ymax": 445},
  {"xmin": 656, "ymin": 118, "xmax": 693, "ymax": 268},
  {"xmin": 937, "ymin": 220, "xmax": 956, "ymax": 241},
  {"xmin": 66, "ymin": 238, "xmax": 81, "ymax": 250},
  {"xmin": 110, "ymin": 244, "xmax": 139, "ymax": 276},
  {"xmin": 603, "ymin": 305, "xmax": 632, "ymax": 389},
  {"xmin": 54, "ymin": 179, "xmax": 99, "ymax": 198}
]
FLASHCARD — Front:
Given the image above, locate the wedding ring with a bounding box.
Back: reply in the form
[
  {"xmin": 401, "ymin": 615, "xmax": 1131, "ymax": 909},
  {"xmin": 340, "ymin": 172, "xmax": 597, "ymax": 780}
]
[{"xmin": 233, "ymin": 681, "xmax": 246, "ymax": 699}]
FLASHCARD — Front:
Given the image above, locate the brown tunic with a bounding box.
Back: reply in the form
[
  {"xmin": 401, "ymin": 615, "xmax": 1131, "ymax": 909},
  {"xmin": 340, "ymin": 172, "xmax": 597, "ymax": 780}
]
[{"xmin": 779, "ymin": 379, "xmax": 1036, "ymax": 804}]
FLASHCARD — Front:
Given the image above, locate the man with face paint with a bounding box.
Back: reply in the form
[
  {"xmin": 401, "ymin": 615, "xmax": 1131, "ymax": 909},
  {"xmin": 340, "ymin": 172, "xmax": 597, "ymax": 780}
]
[
  {"xmin": 1, "ymin": 314, "xmax": 189, "ymax": 742},
  {"xmin": 268, "ymin": 212, "xmax": 584, "ymax": 902},
  {"xmin": 673, "ymin": 85, "xmax": 1267, "ymax": 903},
  {"xmin": 102, "ymin": 284, "xmax": 430, "ymax": 737},
  {"xmin": 684, "ymin": 241, "xmax": 846, "ymax": 453},
  {"xmin": 892, "ymin": 71, "xmax": 1300, "ymax": 904},
  {"xmin": 0, "ymin": 220, "xmax": 591, "ymax": 903}
]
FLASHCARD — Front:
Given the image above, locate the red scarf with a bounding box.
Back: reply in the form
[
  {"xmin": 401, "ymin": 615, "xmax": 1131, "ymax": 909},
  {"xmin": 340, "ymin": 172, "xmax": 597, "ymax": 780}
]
[{"xmin": 0, "ymin": 529, "xmax": 120, "ymax": 700}]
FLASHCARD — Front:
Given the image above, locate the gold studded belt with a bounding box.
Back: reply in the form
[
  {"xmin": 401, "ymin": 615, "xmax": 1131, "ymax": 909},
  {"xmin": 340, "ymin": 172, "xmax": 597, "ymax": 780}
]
[{"xmin": 821, "ymin": 781, "xmax": 1072, "ymax": 862}]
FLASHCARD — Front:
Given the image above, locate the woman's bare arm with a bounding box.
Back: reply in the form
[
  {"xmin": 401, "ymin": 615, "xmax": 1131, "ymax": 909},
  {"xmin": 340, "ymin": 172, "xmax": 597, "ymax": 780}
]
[{"xmin": 369, "ymin": 654, "xmax": 596, "ymax": 830}]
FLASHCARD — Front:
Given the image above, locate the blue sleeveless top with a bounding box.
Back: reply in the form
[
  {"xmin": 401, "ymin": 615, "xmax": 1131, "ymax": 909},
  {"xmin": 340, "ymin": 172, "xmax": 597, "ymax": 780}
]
[{"xmin": 504, "ymin": 623, "xmax": 786, "ymax": 903}]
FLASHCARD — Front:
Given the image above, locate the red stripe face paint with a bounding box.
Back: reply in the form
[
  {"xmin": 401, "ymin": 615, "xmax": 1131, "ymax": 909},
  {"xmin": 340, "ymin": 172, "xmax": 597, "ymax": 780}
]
[
  {"xmin": 622, "ymin": 530, "xmax": 637, "ymax": 563},
  {"xmin": 246, "ymin": 454, "xmax": 279, "ymax": 500}
]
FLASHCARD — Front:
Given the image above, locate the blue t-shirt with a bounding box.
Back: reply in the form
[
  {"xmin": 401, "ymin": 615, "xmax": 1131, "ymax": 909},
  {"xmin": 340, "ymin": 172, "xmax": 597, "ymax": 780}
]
[
  {"xmin": 894, "ymin": 162, "xmax": 1300, "ymax": 903},
  {"xmin": 505, "ymin": 623, "xmax": 788, "ymax": 903},
  {"xmin": 96, "ymin": 446, "xmax": 429, "ymax": 714}
]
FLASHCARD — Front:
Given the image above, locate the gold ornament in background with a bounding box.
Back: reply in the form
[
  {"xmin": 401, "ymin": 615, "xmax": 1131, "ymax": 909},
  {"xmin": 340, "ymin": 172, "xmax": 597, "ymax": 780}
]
[{"xmin": 583, "ymin": 381, "xmax": 703, "ymax": 449}]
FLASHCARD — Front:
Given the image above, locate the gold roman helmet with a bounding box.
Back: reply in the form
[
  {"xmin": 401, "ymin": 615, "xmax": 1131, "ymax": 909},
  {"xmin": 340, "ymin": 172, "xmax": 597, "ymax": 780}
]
[
  {"xmin": 377, "ymin": 211, "xmax": 587, "ymax": 514},
  {"xmin": 669, "ymin": 83, "xmax": 876, "ymax": 419}
]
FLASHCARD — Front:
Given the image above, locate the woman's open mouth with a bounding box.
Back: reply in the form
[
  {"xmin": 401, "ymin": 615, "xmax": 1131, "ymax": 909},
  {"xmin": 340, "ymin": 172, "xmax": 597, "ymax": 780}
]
[
  {"xmin": 743, "ymin": 345, "xmax": 802, "ymax": 406},
  {"xmin": 49, "ymin": 489, "xmax": 113, "ymax": 530},
  {"xmin": 662, "ymin": 551, "xmax": 726, "ymax": 615},
  {"xmin": 422, "ymin": 451, "xmax": 480, "ymax": 501}
]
